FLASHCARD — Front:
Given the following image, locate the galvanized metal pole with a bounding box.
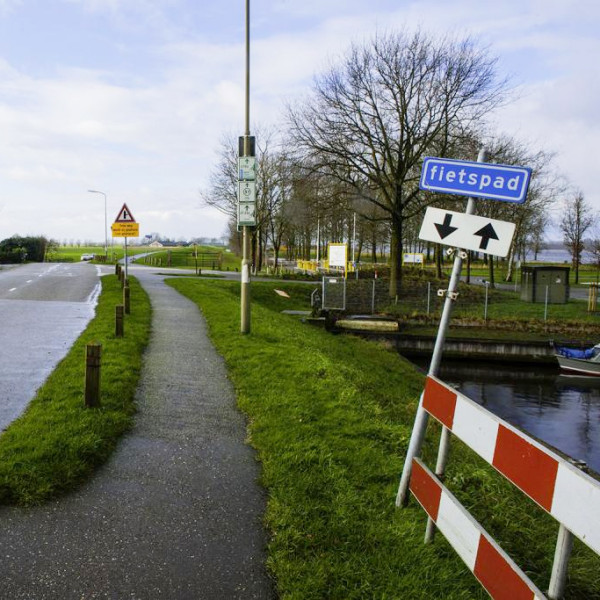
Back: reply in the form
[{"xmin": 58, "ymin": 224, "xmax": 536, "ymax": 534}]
[
  {"xmin": 396, "ymin": 148, "xmax": 487, "ymax": 509},
  {"xmin": 371, "ymin": 279, "xmax": 376, "ymax": 314},
  {"xmin": 548, "ymin": 524, "xmax": 574, "ymax": 599},
  {"xmin": 316, "ymin": 217, "xmax": 320, "ymax": 264},
  {"xmin": 352, "ymin": 213, "xmax": 356, "ymax": 263},
  {"xmin": 240, "ymin": 0, "xmax": 251, "ymax": 334}
]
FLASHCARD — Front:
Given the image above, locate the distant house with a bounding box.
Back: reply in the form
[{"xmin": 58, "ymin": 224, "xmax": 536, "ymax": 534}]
[{"xmin": 148, "ymin": 241, "xmax": 164, "ymax": 248}]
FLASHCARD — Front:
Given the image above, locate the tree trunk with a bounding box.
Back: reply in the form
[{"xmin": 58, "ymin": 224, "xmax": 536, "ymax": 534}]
[
  {"xmin": 388, "ymin": 213, "xmax": 403, "ymax": 298},
  {"xmin": 257, "ymin": 230, "xmax": 264, "ymax": 274},
  {"xmin": 505, "ymin": 243, "xmax": 515, "ymax": 282},
  {"xmin": 435, "ymin": 244, "xmax": 443, "ymax": 279},
  {"xmin": 251, "ymin": 232, "xmax": 257, "ymax": 274},
  {"xmin": 274, "ymin": 242, "xmax": 281, "ymax": 268}
]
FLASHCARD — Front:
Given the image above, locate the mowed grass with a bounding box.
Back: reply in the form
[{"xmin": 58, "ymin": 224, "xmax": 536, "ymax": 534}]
[
  {"xmin": 50, "ymin": 245, "xmax": 152, "ymax": 263},
  {"xmin": 144, "ymin": 245, "xmax": 238, "ymax": 270},
  {"xmin": 168, "ymin": 278, "xmax": 600, "ymax": 599},
  {"xmin": 0, "ymin": 274, "xmax": 151, "ymax": 505}
]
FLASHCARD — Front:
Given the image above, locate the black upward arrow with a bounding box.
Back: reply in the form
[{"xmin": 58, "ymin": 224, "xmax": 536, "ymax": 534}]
[
  {"xmin": 474, "ymin": 223, "xmax": 499, "ymax": 250},
  {"xmin": 435, "ymin": 213, "xmax": 458, "ymax": 239}
]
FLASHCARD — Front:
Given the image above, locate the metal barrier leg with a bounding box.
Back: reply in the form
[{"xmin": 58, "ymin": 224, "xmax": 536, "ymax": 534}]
[
  {"xmin": 548, "ymin": 524, "xmax": 573, "ymax": 600},
  {"xmin": 424, "ymin": 425, "xmax": 451, "ymax": 542},
  {"xmin": 396, "ymin": 392, "xmax": 427, "ymax": 507}
]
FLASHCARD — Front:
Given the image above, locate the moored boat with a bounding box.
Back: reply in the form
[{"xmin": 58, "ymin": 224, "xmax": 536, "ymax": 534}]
[{"xmin": 555, "ymin": 344, "xmax": 600, "ymax": 376}]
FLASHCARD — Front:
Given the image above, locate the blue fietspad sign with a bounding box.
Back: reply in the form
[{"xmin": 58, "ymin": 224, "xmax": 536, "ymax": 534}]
[{"xmin": 419, "ymin": 157, "xmax": 532, "ymax": 204}]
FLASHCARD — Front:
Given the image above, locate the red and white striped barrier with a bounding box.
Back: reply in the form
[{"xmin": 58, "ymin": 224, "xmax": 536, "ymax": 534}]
[
  {"xmin": 422, "ymin": 375, "xmax": 600, "ymax": 556},
  {"xmin": 410, "ymin": 458, "xmax": 547, "ymax": 600}
]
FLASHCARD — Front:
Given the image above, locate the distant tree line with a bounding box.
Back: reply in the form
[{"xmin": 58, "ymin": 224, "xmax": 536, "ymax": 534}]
[
  {"xmin": 0, "ymin": 236, "xmax": 58, "ymax": 263},
  {"xmin": 203, "ymin": 28, "xmax": 578, "ymax": 294}
]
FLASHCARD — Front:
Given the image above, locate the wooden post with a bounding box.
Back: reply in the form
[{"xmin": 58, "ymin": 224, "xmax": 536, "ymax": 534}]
[
  {"xmin": 115, "ymin": 304, "xmax": 124, "ymax": 337},
  {"xmin": 115, "ymin": 263, "xmax": 120, "ymax": 276},
  {"xmin": 85, "ymin": 343, "xmax": 101, "ymax": 408},
  {"xmin": 123, "ymin": 281, "xmax": 130, "ymax": 314}
]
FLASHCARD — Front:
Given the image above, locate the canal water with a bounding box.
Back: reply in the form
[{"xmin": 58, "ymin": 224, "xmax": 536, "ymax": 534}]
[{"xmin": 411, "ymin": 358, "xmax": 600, "ymax": 475}]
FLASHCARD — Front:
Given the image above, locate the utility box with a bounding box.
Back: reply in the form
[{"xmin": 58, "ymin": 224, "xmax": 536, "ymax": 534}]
[{"xmin": 520, "ymin": 266, "xmax": 570, "ymax": 304}]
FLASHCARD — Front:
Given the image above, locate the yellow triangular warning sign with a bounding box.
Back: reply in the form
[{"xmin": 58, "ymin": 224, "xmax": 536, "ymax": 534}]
[{"xmin": 114, "ymin": 203, "xmax": 136, "ymax": 223}]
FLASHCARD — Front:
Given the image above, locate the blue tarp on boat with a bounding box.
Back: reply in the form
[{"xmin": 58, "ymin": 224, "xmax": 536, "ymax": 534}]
[{"xmin": 556, "ymin": 346, "xmax": 596, "ymax": 359}]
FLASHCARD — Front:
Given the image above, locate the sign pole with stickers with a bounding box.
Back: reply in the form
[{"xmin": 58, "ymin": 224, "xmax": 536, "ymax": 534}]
[
  {"xmin": 111, "ymin": 203, "xmax": 139, "ymax": 281},
  {"xmin": 239, "ymin": 0, "xmax": 254, "ymax": 334}
]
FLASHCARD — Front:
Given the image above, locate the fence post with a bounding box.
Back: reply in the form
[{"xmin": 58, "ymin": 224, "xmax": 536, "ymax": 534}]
[
  {"xmin": 371, "ymin": 279, "xmax": 376, "ymax": 314},
  {"xmin": 427, "ymin": 282, "xmax": 431, "ymax": 315},
  {"xmin": 123, "ymin": 280, "xmax": 130, "ymax": 314},
  {"xmin": 115, "ymin": 304, "xmax": 124, "ymax": 337},
  {"xmin": 84, "ymin": 343, "xmax": 101, "ymax": 408},
  {"xmin": 545, "ymin": 285, "xmax": 549, "ymax": 322},
  {"xmin": 484, "ymin": 281, "xmax": 490, "ymax": 322}
]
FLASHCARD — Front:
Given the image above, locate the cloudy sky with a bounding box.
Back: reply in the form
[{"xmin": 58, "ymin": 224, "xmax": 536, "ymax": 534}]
[{"xmin": 0, "ymin": 0, "xmax": 597, "ymax": 244}]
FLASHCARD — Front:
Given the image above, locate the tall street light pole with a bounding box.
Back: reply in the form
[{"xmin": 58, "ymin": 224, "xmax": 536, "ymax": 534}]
[
  {"xmin": 88, "ymin": 189, "xmax": 108, "ymax": 260},
  {"xmin": 240, "ymin": 0, "xmax": 252, "ymax": 333}
]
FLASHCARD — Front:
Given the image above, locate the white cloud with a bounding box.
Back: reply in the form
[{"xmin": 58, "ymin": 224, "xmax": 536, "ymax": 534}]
[{"xmin": 0, "ymin": 0, "xmax": 597, "ymax": 241}]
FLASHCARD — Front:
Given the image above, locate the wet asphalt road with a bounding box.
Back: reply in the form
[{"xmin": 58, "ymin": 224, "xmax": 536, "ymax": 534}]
[{"xmin": 0, "ymin": 262, "xmax": 100, "ymax": 430}]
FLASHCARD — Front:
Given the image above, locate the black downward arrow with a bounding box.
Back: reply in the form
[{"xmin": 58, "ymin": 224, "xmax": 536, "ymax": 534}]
[
  {"xmin": 434, "ymin": 213, "xmax": 458, "ymax": 239},
  {"xmin": 474, "ymin": 223, "xmax": 499, "ymax": 250}
]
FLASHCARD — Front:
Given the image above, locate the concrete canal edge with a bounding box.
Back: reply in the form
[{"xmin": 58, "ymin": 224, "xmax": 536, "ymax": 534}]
[
  {"xmin": 318, "ymin": 323, "xmax": 559, "ymax": 364},
  {"xmin": 393, "ymin": 333, "xmax": 556, "ymax": 364}
]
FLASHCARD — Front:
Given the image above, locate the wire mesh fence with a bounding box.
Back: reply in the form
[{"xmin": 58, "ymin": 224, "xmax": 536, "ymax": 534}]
[
  {"xmin": 320, "ymin": 276, "xmax": 597, "ymax": 326},
  {"xmin": 322, "ymin": 277, "xmax": 391, "ymax": 314}
]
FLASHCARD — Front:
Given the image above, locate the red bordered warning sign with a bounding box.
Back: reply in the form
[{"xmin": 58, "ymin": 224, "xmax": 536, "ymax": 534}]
[{"xmin": 114, "ymin": 203, "xmax": 136, "ymax": 223}]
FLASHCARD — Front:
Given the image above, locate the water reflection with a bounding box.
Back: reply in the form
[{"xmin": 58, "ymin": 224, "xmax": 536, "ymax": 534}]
[{"xmin": 412, "ymin": 359, "xmax": 600, "ymax": 475}]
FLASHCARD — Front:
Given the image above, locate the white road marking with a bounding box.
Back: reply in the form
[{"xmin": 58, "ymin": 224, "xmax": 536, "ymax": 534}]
[{"xmin": 9, "ymin": 288, "xmax": 16, "ymax": 292}]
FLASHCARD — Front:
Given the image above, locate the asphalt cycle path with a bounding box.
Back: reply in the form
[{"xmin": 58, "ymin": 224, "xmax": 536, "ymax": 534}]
[{"xmin": 0, "ymin": 270, "xmax": 274, "ymax": 599}]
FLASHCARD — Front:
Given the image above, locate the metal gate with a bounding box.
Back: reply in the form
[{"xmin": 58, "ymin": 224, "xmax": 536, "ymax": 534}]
[{"xmin": 322, "ymin": 276, "xmax": 346, "ymax": 311}]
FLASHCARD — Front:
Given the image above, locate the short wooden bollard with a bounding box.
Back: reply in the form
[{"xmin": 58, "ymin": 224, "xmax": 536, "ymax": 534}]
[
  {"xmin": 115, "ymin": 263, "xmax": 120, "ymax": 276},
  {"xmin": 115, "ymin": 304, "xmax": 124, "ymax": 337},
  {"xmin": 84, "ymin": 343, "xmax": 101, "ymax": 408},
  {"xmin": 123, "ymin": 281, "xmax": 130, "ymax": 314}
]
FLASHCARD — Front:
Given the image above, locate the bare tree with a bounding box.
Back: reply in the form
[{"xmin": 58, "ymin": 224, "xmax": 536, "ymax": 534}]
[
  {"xmin": 560, "ymin": 191, "xmax": 594, "ymax": 284},
  {"xmin": 468, "ymin": 134, "xmax": 561, "ymax": 285},
  {"xmin": 201, "ymin": 131, "xmax": 287, "ymax": 271},
  {"xmin": 288, "ymin": 29, "xmax": 506, "ymax": 296}
]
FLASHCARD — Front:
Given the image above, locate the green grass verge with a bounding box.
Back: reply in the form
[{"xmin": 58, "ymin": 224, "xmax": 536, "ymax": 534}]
[
  {"xmin": 0, "ymin": 274, "xmax": 151, "ymax": 506},
  {"xmin": 168, "ymin": 278, "xmax": 600, "ymax": 599}
]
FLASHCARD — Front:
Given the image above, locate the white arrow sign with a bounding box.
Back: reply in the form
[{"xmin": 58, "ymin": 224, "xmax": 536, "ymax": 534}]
[{"xmin": 419, "ymin": 207, "xmax": 516, "ymax": 257}]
